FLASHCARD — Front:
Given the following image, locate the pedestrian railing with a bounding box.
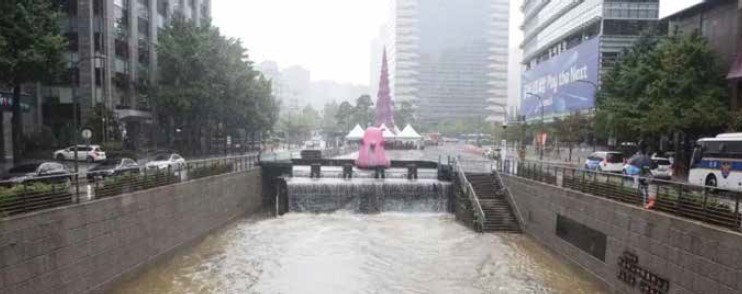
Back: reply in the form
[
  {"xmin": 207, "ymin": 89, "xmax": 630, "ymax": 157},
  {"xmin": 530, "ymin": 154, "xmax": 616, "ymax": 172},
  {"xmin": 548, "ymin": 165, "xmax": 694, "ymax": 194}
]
[
  {"xmin": 452, "ymin": 158, "xmax": 486, "ymax": 231},
  {"xmin": 502, "ymin": 160, "xmax": 742, "ymax": 231},
  {"xmin": 0, "ymin": 154, "xmax": 260, "ymax": 219}
]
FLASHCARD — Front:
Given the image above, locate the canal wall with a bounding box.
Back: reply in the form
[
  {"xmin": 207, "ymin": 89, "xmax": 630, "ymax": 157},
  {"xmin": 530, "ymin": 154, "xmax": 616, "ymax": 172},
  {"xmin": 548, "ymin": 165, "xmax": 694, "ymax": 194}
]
[
  {"xmin": 502, "ymin": 175, "xmax": 742, "ymax": 294},
  {"xmin": 0, "ymin": 170, "xmax": 263, "ymax": 294}
]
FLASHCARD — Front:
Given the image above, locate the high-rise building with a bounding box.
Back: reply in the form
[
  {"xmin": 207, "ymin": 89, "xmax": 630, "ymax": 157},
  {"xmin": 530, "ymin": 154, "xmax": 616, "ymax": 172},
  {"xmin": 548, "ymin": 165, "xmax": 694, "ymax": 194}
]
[
  {"xmin": 41, "ymin": 0, "xmax": 211, "ymax": 143},
  {"xmin": 520, "ymin": 0, "xmax": 660, "ymax": 121},
  {"xmin": 382, "ymin": 0, "xmax": 509, "ymax": 123}
]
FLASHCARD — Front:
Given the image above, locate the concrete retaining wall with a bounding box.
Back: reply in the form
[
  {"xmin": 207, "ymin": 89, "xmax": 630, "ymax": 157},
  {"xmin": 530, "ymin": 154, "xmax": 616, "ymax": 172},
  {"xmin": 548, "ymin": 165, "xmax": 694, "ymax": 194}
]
[
  {"xmin": 503, "ymin": 175, "xmax": 742, "ymax": 294},
  {"xmin": 0, "ymin": 170, "xmax": 263, "ymax": 294}
]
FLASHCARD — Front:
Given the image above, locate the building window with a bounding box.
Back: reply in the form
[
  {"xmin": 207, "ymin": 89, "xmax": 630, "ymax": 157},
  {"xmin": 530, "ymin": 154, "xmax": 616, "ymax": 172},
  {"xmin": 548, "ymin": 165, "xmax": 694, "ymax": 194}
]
[
  {"xmin": 138, "ymin": 18, "xmax": 150, "ymax": 37},
  {"xmin": 603, "ymin": 19, "xmax": 658, "ymax": 35},
  {"xmin": 138, "ymin": 40, "xmax": 149, "ymax": 64},
  {"xmin": 137, "ymin": 0, "xmax": 149, "ymax": 19},
  {"xmin": 157, "ymin": 0, "xmax": 168, "ymax": 16},
  {"xmin": 65, "ymin": 32, "xmax": 78, "ymax": 51},
  {"xmin": 59, "ymin": 0, "xmax": 77, "ymax": 16},
  {"xmin": 93, "ymin": 0, "xmax": 104, "ymax": 15},
  {"xmin": 94, "ymin": 32, "xmax": 104, "ymax": 52},
  {"xmin": 115, "ymin": 39, "xmax": 129, "ymax": 58}
]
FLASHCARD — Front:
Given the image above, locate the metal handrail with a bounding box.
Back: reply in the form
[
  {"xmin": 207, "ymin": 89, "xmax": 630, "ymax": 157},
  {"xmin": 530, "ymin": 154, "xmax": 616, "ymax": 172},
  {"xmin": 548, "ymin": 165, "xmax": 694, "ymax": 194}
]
[
  {"xmin": 510, "ymin": 160, "xmax": 742, "ymax": 231},
  {"xmin": 0, "ymin": 154, "xmax": 260, "ymax": 219},
  {"xmin": 492, "ymin": 167, "xmax": 525, "ymax": 230},
  {"xmin": 452, "ymin": 158, "xmax": 486, "ymax": 230}
]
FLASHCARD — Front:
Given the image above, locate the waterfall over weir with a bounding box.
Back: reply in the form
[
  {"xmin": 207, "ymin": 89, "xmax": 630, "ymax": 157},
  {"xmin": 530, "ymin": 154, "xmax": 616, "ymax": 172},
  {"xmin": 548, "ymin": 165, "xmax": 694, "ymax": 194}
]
[{"xmin": 286, "ymin": 177, "xmax": 452, "ymax": 213}]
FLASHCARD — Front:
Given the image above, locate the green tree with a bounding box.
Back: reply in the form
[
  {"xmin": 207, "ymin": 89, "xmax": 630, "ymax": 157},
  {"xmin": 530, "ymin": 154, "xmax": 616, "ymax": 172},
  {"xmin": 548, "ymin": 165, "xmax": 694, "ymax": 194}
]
[
  {"xmin": 152, "ymin": 16, "xmax": 277, "ymax": 154},
  {"xmin": 321, "ymin": 101, "xmax": 340, "ymax": 133},
  {"xmin": 353, "ymin": 95, "xmax": 374, "ymax": 127},
  {"xmin": 553, "ymin": 113, "xmax": 588, "ymax": 161},
  {"xmin": 0, "ymin": 0, "xmax": 66, "ymax": 161},
  {"xmin": 596, "ymin": 32, "xmax": 728, "ymax": 150},
  {"xmin": 336, "ymin": 101, "xmax": 354, "ymax": 130},
  {"xmin": 394, "ymin": 100, "xmax": 415, "ymax": 127}
]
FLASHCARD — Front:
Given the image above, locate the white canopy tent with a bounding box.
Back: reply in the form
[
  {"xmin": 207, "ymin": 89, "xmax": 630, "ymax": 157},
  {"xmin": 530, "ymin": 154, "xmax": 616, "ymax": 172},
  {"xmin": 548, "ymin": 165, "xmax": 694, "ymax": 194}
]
[
  {"xmin": 345, "ymin": 124, "xmax": 365, "ymax": 141},
  {"xmin": 379, "ymin": 123, "xmax": 396, "ymax": 140},
  {"xmin": 397, "ymin": 124, "xmax": 423, "ymax": 141}
]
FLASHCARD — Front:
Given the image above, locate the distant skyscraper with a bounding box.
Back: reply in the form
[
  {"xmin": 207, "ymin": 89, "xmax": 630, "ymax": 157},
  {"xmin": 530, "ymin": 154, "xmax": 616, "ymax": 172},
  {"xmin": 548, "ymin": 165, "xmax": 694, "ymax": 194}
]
[
  {"xmin": 375, "ymin": 50, "xmax": 395, "ymax": 129},
  {"xmin": 382, "ymin": 0, "xmax": 509, "ymax": 123}
]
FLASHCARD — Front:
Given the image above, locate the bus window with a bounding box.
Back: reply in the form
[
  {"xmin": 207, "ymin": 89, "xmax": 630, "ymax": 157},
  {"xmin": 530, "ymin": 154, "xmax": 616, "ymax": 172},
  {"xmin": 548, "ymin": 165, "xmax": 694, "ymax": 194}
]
[{"xmin": 691, "ymin": 147, "xmax": 702, "ymax": 167}]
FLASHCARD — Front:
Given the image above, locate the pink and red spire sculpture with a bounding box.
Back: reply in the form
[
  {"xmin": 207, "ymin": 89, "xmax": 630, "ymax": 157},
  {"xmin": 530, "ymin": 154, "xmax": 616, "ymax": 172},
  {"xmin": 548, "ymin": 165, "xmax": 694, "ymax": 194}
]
[{"xmin": 374, "ymin": 49, "xmax": 396, "ymax": 130}]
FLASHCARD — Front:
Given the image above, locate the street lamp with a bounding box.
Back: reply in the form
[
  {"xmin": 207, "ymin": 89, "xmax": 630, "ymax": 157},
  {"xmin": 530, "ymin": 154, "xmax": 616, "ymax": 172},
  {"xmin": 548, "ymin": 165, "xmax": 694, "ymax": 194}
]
[
  {"xmin": 70, "ymin": 54, "xmax": 107, "ymax": 202},
  {"xmin": 575, "ymin": 79, "xmax": 599, "ymax": 151},
  {"xmin": 526, "ymin": 92, "xmax": 544, "ymax": 160},
  {"xmin": 492, "ymin": 104, "xmax": 508, "ymax": 171}
]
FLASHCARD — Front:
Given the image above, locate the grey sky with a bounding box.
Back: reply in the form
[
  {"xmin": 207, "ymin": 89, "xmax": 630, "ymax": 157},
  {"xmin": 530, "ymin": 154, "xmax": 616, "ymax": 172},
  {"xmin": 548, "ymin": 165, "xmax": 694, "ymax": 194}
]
[{"xmin": 213, "ymin": 0, "xmax": 703, "ymax": 86}]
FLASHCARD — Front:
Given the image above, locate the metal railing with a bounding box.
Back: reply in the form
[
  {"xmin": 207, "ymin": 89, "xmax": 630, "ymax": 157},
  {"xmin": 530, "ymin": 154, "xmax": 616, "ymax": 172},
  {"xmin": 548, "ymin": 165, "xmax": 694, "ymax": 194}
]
[
  {"xmin": 502, "ymin": 160, "xmax": 742, "ymax": 231},
  {"xmin": 258, "ymin": 146, "xmax": 355, "ymax": 163},
  {"xmin": 452, "ymin": 158, "xmax": 486, "ymax": 231},
  {"xmin": 0, "ymin": 154, "xmax": 259, "ymax": 219}
]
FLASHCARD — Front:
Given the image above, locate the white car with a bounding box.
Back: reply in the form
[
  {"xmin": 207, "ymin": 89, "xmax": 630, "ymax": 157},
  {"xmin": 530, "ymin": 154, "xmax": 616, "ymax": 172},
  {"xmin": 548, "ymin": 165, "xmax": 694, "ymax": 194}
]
[
  {"xmin": 145, "ymin": 153, "xmax": 186, "ymax": 171},
  {"xmin": 54, "ymin": 145, "xmax": 107, "ymax": 163},
  {"xmin": 585, "ymin": 151, "xmax": 625, "ymax": 173},
  {"xmin": 650, "ymin": 157, "xmax": 673, "ymax": 180}
]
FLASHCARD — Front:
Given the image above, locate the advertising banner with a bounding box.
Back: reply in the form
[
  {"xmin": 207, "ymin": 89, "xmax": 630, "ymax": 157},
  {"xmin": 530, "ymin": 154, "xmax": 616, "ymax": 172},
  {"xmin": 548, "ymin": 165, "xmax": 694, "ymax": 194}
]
[{"xmin": 521, "ymin": 37, "xmax": 600, "ymax": 120}]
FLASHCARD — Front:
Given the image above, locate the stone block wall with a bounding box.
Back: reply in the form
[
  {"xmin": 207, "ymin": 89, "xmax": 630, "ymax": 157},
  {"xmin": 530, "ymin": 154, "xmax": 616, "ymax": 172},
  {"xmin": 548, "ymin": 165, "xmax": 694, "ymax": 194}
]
[
  {"xmin": 0, "ymin": 170, "xmax": 263, "ymax": 294},
  {"xmin": 503, "ymin": 175, "xmax": 742, "ymax": 294}
]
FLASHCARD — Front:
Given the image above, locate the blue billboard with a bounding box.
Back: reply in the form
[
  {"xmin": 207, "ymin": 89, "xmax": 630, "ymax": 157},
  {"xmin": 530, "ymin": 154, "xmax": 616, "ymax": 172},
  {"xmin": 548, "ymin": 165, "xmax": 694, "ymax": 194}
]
[{"xmin": 521, "ymin": 37, "xmax": 600, "ymax": 120}]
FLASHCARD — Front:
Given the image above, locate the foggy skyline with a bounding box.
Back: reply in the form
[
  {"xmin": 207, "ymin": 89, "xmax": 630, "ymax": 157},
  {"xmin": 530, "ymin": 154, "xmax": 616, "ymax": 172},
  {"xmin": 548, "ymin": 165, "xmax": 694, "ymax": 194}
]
[{"xmin": 213, "ymin": 0, "xmax": 702, "ymax": 87}]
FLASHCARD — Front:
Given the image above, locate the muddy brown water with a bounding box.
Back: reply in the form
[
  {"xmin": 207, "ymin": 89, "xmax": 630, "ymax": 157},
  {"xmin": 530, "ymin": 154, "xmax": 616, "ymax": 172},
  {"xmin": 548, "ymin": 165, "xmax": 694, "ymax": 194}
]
[{"xmin": 110, "ymin": 213, "xmax": 608, "ymax": 294}]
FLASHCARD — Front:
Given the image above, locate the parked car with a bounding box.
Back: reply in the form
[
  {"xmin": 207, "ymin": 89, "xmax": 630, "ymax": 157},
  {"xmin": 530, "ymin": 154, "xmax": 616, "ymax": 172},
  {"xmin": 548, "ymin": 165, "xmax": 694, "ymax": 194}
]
[
  {"xmin": 585, "ymin": 151, "xmax": 625, "ymax": 173},
  {"xmin": 53, "ymin": 145, "xmax": 107, "ymax": 163},
  {"xmin": 1, "ymin": 162, "xmax": 72, "ymax": 186},
  {"xmin": 650, "ymin": 156, "xmax": 673, "ymax": 180},
  {"xmin": 145, "ymin": 153, "xmax": 186, "ymax": 171},
  {"xmin": 86, "ymin": 157, "xmax": 140, "ymax": 181}
]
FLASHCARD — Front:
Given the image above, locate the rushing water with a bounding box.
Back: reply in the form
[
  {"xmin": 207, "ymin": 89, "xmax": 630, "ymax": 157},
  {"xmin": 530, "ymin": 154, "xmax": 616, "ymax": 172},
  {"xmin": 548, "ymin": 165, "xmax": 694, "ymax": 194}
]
[{"xmin": 111, "ymin": 213, "xmax": 608, "ymax": 294}]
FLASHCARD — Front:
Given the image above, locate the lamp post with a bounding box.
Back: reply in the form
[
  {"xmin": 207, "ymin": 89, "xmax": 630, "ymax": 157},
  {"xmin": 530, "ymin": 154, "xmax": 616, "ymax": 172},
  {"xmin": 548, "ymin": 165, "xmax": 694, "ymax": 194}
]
[
  {"xmin": 492, "ymin": 104, "xmax": 508, "ymax": 169},
  {"xmin": 575, "ymin": 79, "xmax": 599, "ymax": 151},
  {"xmin": 526, "ymin": 92, "xmax": 544, "ymax": 160},
  {"xmin": 70, "ymin": 55, "xmax": 107, "ymax": 202}
]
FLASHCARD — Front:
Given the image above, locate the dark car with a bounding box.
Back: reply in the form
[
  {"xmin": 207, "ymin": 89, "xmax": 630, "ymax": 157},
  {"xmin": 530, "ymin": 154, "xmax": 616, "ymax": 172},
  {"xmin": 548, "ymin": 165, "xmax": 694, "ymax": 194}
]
[
  {"xmin": 86, "ymin": 157, "xmax": 140, "ymax": 181},
  {"xmin": 1, "ymin": 162, "xmax": 72, "ymax": 186}
]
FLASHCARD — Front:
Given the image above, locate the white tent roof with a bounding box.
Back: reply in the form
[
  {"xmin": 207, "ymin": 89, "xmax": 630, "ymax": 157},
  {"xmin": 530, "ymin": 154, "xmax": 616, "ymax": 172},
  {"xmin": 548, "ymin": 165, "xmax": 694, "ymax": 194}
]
[
  {"xmin": 345, "ymin": 124, "xmax": 364, "ymax": 140},
  {"xmin": 397, "ymin": 124, "xmax": 423, "ymax": 140},
  {"xmin": 379, "ymin": 123, "xmax": 396, "ymax": 139},
  {"xmin": 393, "ymin": 125, "xmax": 402, "ymax": 135}
]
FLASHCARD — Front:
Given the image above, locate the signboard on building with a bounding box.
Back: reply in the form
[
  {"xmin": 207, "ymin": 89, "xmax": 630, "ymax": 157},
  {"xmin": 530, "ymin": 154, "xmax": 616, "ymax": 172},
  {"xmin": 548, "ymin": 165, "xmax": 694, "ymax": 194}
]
[{"xmin": 521, "ymin": 37, "xmax": 600, "ymax": 120}]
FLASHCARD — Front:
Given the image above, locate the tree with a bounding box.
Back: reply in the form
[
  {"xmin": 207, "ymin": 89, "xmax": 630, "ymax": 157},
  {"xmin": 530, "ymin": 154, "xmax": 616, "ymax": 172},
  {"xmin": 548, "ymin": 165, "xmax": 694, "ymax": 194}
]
[
  {"xmin": 0, "ymin": 0, "xmax": 66, "ymax": 161},
  {"xmin": 353, "ymin": 95, "xmax": 374, "ymax": 127},
  {"xmin": 394, "ymin": 100, "xmax": 415, "ymax": 127},
  {"xmin": 553, "ymin": 113, "xmax": 588, "ymax": 161},
  {"xmin": 320, "ymin": 101, "xmax": 340, "ymax": 133},
  {"xmin": 596, "ymin": 32, "xmax": 728, "ymax": 151},
  {"xmin": 153, "ymin": 16, "xmax": 277, "ymax": 154},
  {"xmin": 336, "ymin": 101, "xmax": 354, "ymax": 131}
]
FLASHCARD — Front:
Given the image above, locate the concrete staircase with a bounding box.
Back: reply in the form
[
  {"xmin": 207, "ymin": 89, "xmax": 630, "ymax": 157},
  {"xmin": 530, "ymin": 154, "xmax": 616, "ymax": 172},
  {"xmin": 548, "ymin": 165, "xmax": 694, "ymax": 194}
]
[{"xmin": 466, "ymin": 173, "xmax": 521, "ymax": 233}]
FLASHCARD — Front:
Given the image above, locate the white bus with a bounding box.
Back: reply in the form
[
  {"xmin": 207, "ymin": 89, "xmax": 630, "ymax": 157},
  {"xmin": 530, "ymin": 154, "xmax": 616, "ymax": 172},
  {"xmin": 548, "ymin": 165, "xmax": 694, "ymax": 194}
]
[{"xmin": 689, "ymin": 133, "xmax": 742, "ymax": 190}]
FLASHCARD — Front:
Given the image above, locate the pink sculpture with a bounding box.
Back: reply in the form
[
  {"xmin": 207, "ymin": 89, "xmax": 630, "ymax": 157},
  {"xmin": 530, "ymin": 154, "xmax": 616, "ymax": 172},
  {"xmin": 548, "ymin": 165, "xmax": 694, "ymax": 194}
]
[{"xmin": 355, "ymin": 127, "xmax": 391, "ymax": 169}]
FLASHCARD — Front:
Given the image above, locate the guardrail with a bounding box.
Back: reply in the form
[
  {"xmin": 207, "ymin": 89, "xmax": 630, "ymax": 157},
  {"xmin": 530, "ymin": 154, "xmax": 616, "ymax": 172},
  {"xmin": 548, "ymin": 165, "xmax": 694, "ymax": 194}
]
[
  {"xmin": 0, "ymin": 154, "xmax": 259, "ymax": 219},
  {"xmin": 452, "ymin": 158, "xmax": 486, "ymax": 231},
  {"xmin": 258, "ymin": 147, "xmax": 355, "ymax": 163},
  {"xmin": 501, "ymin": 160, "xmax": 742, "ymax": 231}
]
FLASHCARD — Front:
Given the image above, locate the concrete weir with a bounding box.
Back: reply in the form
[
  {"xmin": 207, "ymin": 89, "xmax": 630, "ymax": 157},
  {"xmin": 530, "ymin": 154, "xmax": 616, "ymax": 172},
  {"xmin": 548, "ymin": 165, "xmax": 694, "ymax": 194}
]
[{"xmin": 286, "ymin": 178, "xmax": 453, "ymax": 213}]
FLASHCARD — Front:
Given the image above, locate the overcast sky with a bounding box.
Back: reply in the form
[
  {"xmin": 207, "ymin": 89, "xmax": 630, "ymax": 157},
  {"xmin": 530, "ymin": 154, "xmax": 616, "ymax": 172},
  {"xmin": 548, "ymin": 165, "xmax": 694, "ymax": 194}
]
[{"xmin": 213, "ymin": 0, "xmax": 704, "ymax": 86}]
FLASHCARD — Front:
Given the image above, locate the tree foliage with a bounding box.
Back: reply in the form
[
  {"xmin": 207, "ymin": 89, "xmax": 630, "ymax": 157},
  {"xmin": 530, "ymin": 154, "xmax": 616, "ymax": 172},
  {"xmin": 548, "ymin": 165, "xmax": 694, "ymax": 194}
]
[
  {"xmin": 0, "ymin": 0, "xmax": 66, "ymax": 161},
  {"xmin": 595, "ymin": 33, "xmax": 729, "ymax": 145},
  {"xmin": 152, "ymin": 17, "xmax": 278, "ymax": 154},
  {"xmin": 394, "ymin": 100, "xmax": 415, "ymax": 127}
]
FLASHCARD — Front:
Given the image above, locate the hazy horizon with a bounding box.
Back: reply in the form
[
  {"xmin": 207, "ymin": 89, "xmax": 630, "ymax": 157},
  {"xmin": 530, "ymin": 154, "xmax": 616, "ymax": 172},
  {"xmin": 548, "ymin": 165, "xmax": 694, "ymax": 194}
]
[{"xmin": 214, "ymin": 0, "xmax": 703, "ymax": 88}]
